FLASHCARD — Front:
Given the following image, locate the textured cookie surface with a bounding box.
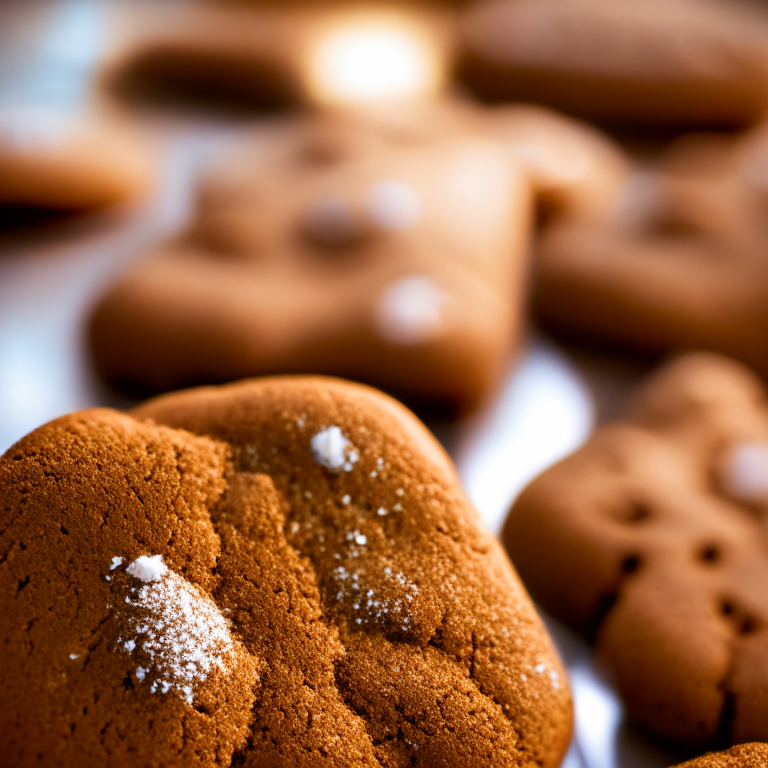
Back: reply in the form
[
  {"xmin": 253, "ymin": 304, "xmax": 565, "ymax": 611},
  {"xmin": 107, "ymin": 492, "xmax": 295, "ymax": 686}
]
[
  {"xmin": 89, "ymin": 103, "xmax": 625, "ymax": 409},
  {"xmin": 460, "ymin": 0, "xmax": 768, "ymax": 128},
  {"xmin": 673, "ymin": 744, "xmax": 768, "ymax": 768},
  {"xmin": 535, "ymin": 124, "xmax": 768, "ymax": 375},
  {"xmin": 505, "ymin": 354, "xmax": 768, "ymax": 748},
  {"xmin": 0, "ymin": 376, "xmax": 571, "ymax": 767},
  {"xmin": 0, "ymin": 107, "xmax": 151, "ymax": 210}
]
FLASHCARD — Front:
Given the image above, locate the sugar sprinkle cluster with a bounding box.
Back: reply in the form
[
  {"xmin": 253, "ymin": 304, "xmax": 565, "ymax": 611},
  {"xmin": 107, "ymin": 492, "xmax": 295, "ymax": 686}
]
[{"xmin": 115, "ymin": 555, "xmax": 235, "ymax": 705}]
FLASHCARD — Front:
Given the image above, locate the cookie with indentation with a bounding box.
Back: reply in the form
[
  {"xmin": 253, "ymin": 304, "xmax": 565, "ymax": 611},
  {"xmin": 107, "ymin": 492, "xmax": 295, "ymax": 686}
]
[
  {"xmin": 102, "ymin": 1, "xmax": 456, "ymax": 109},
  {"xmin": 534, "ymin": 124, "xmax": 768, "ymax": 375},
  {"xmin": 673, "ymin": 743, "xmax": 768, "ymax": 768},
  {"xmin": 0, "ymin": 376, "xmax": 572, "ymax": 767},
  {"xmin": 459, "ymin": 0, "xmax": 768, "ymax": 129},
  {"xmin": 504, "ymin": 353, "xmax": 768, "ymax": 748},
  {"xmin": 0, "ymin": 106, "xmax": 151, "ymax": 211},
  {"xmin": 88, "ymin": 104, "xmax": 626, "ymax": 409}
]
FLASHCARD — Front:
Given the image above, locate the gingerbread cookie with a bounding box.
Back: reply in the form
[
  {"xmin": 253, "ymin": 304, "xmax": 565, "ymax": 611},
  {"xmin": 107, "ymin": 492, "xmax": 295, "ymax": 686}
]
[
  {"xmin": 459, "ymin": 0, "xmax": 768, "ymax": 128},
  {"xmin": 103, "ymin": 2, "xmax": 456, "ymax": 109},
  {"xmin": 673, "ymin": 744, "xmax": 768, "ymax": 768},
  {"xmin": 89, "ymin": 104, "xmax": 626, "ymax": 408},
  {"xmin": 0, "ymin": 376, "xmax": 572, "ymax": 766},
  {"xmin": 534, "ymin": 125, "xmax": 768, "ymax": 375},
  {"xmin": 505, "ymin": 353, "xmax": 768, "ymax": 748},
  {"xmin": 0, "ymin": 106, "xmax": 151, "ymax": 211}
]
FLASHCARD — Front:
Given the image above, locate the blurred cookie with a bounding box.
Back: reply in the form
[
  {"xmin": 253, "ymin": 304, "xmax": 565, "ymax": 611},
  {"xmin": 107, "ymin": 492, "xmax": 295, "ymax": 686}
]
[
  {"xmin": 460, "ymin": 0, "xmax": 768, "ymax": 128},
  {"xmin": 89, "ymin": 104, "xmax": 626, "ymax": 408},
  {"xmin": 534, "ymin": 125, "xmax": 768, "ymax": 375},
  {"xmin": 0, "ymin": 376, "xmax": 572, "ymax": 766},
  {"xmin": 103, "ymin": 2, "xmax": 456, "ymax": 109},
  {"xmin": 504, "ymin": 353, "xmax": 768, "ymax": 747},
  {"xmin": 674, "ymin": 744, "xmax": 768, "ymax": 768},
  {"xmin": 0, "ymin": 107, "xmax": 151, "ymax": 211}
]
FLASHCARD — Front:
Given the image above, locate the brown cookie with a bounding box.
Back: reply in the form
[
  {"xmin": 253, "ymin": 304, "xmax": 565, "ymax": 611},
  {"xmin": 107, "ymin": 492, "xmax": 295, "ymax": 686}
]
[
  {"xmin": 0, "ymin": 107, "xmax": 151, "ymax": 211},
  {"xmin": 534, "ymin": 125, "xmax": 768, "ymax": 375},
  {"xmin": 459, "ymin": 0, "xmax": 768, "ymax": 128},
  {"xmin": 0, "ymin": 376, "xmax": 572, "ymax": 767},
  {"xmin": 103, "ymin": 2, "xmax": 456, "ymax": 109},
  {"xmin": 673, "ymin": 744, "xmax": 768, "ymax": 768},
  {"xmin": 504, "ymin": 353, "xmax": 768, "ymax": 748},
  {"xmin": 88, "ymin": 104, "xmax": 626, "ymax": 409}
]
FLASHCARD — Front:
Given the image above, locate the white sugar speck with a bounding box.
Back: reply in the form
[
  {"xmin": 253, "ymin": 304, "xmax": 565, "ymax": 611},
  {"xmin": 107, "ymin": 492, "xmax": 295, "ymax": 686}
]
[
  {"xmin": 342, "ymin": 494, "xmax": 351, "ymax": 505},
  {"xmin": 311, "ymin": 426, "xmax": 358, "ymax": 472},
  {"xmin": 393, "ymin": 503, "xmax": 402, "ymax": 512},
  {"xmin": 375, "ymin": 275, "xmax": 446, "ymax": 345},
  {"xmin": 367, "ymin": 181, "xmax": 422, "ymax": 231},
  {"xmin": 354, "ymin": 533, "xmax": 367, "ymax": 546},
  {"xmin": 118, "ymin": 562, "xmax": 235, "ymax": 705},
  {"xmin": 110, "ymin": 557, "xmax": 124, "ymax": 571},
  {"xmin": 69, "ymin": 653, "xmax": 79, "ymax": 660},
  {"xmin": 377, "ymin": 507, "xmax": 388, "ymax": 516},
  {"xmin": 549, "ymin": 669, "xmax": 560, "ymax": 690},
  {"xmin": 396, "ymin": 488, "xmax": 404, "ymax": 497},
  {"xmin": 127, "ymin": 555, "xmax": 168, "ymax": 583},
  {"xmin": 535, "ymin": 663, "xmax": 546, "ymax": 674}
]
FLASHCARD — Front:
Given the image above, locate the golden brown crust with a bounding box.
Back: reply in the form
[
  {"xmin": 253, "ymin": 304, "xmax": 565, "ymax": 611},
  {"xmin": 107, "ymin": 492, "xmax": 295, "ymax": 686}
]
[
  {"xmin": 504, "ymin": 354, "xmax": 768, "ymax": 748},
  {"xmin": 1, "ymin": 376, "xmax": 571, "ymax": 766}
]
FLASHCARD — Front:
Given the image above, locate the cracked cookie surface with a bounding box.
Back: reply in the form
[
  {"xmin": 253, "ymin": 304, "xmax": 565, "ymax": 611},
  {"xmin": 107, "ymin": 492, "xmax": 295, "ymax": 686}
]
[
  {"xmin": 504, "ymin": 354, "xmax": 768, "ymax": 749},
  {"xmin": 1, "ymin": 376, "xmax": 571, "ymax": 767}
]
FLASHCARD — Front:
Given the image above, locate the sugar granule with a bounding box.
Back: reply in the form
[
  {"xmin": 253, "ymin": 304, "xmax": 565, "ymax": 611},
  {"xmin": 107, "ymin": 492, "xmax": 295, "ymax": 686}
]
[{"xmin": 311, "ymin": 426, "xmax": 358, "ymax": 472}]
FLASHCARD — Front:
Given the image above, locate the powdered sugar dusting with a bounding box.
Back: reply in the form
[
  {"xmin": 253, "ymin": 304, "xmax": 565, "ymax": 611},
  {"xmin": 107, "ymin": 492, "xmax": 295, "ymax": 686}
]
[
  {"xmin": 311, "ymin": 426, "xmax": 359, "ymax": 472},
  {"xmin": 118, "ymin": 557, "xmax": 235, "ymax": 705}
]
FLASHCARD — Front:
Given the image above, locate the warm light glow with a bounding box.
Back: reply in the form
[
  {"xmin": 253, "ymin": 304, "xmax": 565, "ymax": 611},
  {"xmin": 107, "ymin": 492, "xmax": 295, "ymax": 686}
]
[{"xmin": 307, "ymin": 16, "xmax": 442, "ymax": 108}]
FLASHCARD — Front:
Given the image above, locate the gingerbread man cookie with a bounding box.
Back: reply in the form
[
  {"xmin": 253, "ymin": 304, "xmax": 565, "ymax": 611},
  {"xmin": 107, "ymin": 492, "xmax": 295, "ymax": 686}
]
[
  {"xmin": 534, "ymin": 125, "xmax": 768, "ymax": 376},
  {"xmin": 673, "ymin": 744, "xmax": 768, "ymax": 768},
  {"xmin": 89, "ymin": 104, "xmax": 627, "ymax": 408},
  {"xmin": 459, "ymin": 0, "xmax": 768, "ymax": 128},
  {"xmin": 0, "ymin": 106, "xmax": 151, "ymax": 211},
  {"xmin": 0, "ymin": 376, "xmax": 572, "ymax": 766},
  {"xmin": 103, "ymin": 2, "xmax": 456, "ymax": 109},
  {"xmin": 505, "ymin": 353, "xmax": 768, "ymax": 748}
]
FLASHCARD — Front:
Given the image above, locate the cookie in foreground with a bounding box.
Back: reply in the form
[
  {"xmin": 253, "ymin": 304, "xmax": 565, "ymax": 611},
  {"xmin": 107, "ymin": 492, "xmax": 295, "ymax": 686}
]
[
  {"xmin": 673, "ymin": 743, "xmax": 768, "ymax": 768},
  {"xmin": 0, "ymin": 376, "xmax": 571, "ymax": 767},
  {"xmin": 505, "ymin": 353, "xmax": 768, "ymax": 748}
]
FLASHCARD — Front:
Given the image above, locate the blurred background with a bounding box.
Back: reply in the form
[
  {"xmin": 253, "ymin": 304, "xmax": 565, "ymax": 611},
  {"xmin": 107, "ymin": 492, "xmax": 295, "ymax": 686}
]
[{"xmin": 4, "ymin": 1, "xmax": 768, "ymax": 765}]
